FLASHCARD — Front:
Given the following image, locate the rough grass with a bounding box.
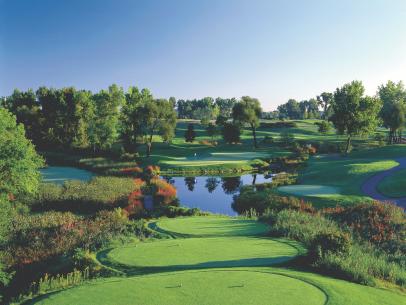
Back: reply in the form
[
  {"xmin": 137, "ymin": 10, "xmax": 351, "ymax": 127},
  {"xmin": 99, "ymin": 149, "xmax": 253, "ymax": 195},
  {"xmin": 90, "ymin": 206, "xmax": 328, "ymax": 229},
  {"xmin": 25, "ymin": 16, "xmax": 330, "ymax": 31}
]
[{"xmin": 377, "ymin": 168, "xmax": 406, "ymax": 198}]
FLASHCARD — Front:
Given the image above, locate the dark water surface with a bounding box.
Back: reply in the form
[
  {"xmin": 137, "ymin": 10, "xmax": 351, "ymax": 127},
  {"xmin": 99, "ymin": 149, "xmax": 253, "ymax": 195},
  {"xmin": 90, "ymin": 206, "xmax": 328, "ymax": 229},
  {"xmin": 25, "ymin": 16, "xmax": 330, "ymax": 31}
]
[
  {"xmin": 163, "ymin": 174, "xmax": 272, "ymax": 215},
  {"xmin": 41, "ymin": 167, "xmax": 272, "ymax": 215}
]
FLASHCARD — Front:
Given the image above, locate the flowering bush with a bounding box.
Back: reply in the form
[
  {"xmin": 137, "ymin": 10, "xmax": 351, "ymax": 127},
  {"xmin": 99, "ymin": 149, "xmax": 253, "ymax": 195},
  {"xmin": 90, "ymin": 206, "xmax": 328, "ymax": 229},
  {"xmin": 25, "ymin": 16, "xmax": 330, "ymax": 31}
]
[
  {"xmin": 144, "ymin": 165, "xmax": 160, "ymax": 181},
  {"xmin": 323, "ymin": 201, "xmax": 405, "ymax": 246},
  {"xmin": 120, "ymin": 167, "xmax": 143, "ymax": 176},
  {"xmin": 150, "ymin": 178, "xmax": 177, "ymax": 205}
]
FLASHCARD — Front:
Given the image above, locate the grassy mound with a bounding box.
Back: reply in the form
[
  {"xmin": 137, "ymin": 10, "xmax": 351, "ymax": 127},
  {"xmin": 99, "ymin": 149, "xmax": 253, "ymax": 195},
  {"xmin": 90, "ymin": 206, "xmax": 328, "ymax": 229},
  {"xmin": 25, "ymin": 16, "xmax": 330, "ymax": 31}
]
[
  {"xmin": 377, "ymin": 168, "xmax": 406, "ymax": 198},
  {"xmin": 153, "ymin": 216, "xmax": 269, "ymax": 237},
  {"xmin": 102, "ymin": 237, "xmax": 302, "ymax": 273},
  {"xmin": 28, "ymin": 268, "xmax": 405, "ymax": 305},
  {"xmin": 277, "ymin": 185, "xmax": 340, "ymax": 197},
  {"xmin": 28, "ymin": 269, "xmax": 327, "ymax": 305}
]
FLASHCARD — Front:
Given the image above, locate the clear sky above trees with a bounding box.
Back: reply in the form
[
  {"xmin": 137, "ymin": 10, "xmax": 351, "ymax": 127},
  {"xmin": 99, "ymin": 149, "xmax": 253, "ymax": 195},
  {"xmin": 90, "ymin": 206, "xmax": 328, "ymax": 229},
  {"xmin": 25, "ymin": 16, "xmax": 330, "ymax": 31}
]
[{"xmin": 1, "ymin": 0, "xmax": 406, "ymax": 110}]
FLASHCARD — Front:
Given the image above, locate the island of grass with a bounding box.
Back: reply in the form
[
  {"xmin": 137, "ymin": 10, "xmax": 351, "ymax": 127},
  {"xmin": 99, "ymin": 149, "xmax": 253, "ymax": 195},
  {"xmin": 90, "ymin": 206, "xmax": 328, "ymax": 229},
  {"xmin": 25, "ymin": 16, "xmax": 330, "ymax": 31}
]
[{"xmin": 27, "ymin": 216, "xmax": 405, "ymax": 305}]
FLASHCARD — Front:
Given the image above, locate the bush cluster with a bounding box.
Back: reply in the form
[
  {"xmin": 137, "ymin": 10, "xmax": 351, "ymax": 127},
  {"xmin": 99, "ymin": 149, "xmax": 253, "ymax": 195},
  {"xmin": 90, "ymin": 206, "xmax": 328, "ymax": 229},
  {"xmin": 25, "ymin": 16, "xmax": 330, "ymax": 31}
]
[{"xmin": 31, "ymin": 177, "xmax": 135, "ymax": 213}]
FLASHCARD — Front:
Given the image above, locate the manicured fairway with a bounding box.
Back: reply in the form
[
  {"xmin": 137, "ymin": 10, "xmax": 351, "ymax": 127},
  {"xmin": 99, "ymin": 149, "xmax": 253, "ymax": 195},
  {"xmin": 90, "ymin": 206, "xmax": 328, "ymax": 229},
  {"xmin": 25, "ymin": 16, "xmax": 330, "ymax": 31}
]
[
  {"xmin": 278, "ymin": 185, "xmax": 340, "ymax": 197},
  {"xmin": 153, "ymin": 216, "xmax": 269, "ymax": 236},
  {"xmin": 104, "ymin": 237, "xmax": 302, "ymax": 271},
  {"xmin": 27, "ymin": 216, "xmax": 405, "ymax": 305},
  {"xmin": 292, "ymin": 145, "xmax": 406, "ymax": 206},
  {"xmin": 377, "ymin": 168, "xmax": 406, "ymax": 198},
  {"xmin": 28, "ymin": 268, "xmax": 406, "ymax": 305},
  {"xmin": 28, "ymin": 269, "xmax": 327, "ymax": 305}
]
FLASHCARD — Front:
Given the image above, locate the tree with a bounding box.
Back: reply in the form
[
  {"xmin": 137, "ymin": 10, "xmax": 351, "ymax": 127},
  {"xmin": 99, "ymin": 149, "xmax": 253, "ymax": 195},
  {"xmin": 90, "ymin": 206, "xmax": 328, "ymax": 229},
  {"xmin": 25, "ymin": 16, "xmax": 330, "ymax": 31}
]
[
  {"xmin": 0, "ymin": 108, "xmax": 43, "ymax": 199},
  {"xmin": 277, "ymin": 99, "xmax": 301, "ymax": 119},
  {"xmin": 222, "ymin": 122, "xmax": 241, "ymax": 144},
  {"xmin": 206, "ymin": 123, "xmax": 217, "ymax": 140},
  {"xmin": 215, "ymin": 114, "xmax": 228, "ymax": 126},
  {"xmin": 121, "ymin": 87, "xmax": 153, "ymax": 152},
  {"xmin": 232, "ymin": 96, "xmax": 262, "ymax": 148},
  {"xmin": 317, "ymin": 92, "xmax": 333, "ymax": 120},
  {"xmin": 330, "ymin": 81, "xmax": 382, "ymax": 153},
  {"xmin": 137, "ymin": 99, "xmax": 177, "ymax": 156},
  {"xmin": 317, "ymin": 120, "xmax": 331, "ymax": 134},
  {"xmin": 378, "ymin": 81, "xmax": 406, "ymax": 144},
  {"xmin": 89, "ymin": 84, "xmax": 124, "ymax": 152},
  {"xmin": 215, "ymin": 97, "xmax": 237, "ymax": 117},
  {"xmin": 3, "ymin": 89, "xmax": 44, "ymax": 146},
  {"xmin": 184, "ymin": 124, "xmax": 196, "ymax": 143},
  {"xmin": 205, "ymin": 177, "xmax": 220, "ymax": 193}
]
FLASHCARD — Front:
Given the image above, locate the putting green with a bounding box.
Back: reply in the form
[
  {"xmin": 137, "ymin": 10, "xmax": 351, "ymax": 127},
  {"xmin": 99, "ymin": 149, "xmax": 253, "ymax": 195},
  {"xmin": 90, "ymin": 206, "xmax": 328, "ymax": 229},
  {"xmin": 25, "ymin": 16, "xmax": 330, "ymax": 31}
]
[
  {"xmin": 103, "ymin": 237, "xmax": 302, "ymax": 272},
  {"xmin": 28, "ymin": 269, "xmax": 327, "ymax": 305},
  {"xmin": 277, "ymin": 185, "xmax": 340, "ymax": 197},
  {"xmin": 153, "ymin": 216, "xmax": 270, "ymax": 237},
  {"xmin": 377, "ymin": 168, "xmax": 406, "ymax": 198}
]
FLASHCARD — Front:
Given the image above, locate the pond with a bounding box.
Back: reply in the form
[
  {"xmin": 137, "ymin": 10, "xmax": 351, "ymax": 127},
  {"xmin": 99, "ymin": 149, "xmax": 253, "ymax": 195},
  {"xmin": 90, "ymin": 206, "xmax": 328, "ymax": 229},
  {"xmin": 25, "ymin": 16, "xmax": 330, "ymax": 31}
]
[
  {"xmin": 40, "ymin": 166, "xmax": 272, "ymax": 216},
  {"xmin": 163, "ymin": 174, "xmax": 272, "ymax": 215},
  {"xmin": 40, "ymin": 166, "xmax": 94, "ymax": 185}
]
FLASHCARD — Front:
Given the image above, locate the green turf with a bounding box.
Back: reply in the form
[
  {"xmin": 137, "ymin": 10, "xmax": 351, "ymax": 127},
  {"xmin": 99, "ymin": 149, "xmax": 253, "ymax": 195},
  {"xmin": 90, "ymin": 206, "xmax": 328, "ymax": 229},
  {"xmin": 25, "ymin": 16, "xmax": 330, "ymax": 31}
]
[
  {"xmin": 27, "ymin": 216, "xmax": 405, "ymax": 305},
  {"xmin": 278, "ymin": 185, "xmax": 340, "ymax": 197},
  {"xmin": 103, "ymin": 237, "xmax": 302, "ymax": 272},
  {"xmin": 28, "ymin": 268, "xmax": 405, "ymax": 305},
  {"xmin": 285, "ymin": 145, "xmax": 406, "ymax": 207},
  {"xmin": 377, "ymin": 168, "xmax": 406, "ymax": 197},
  {"xmin": 153, "ymin": 216, "xmax": 270, "ymax": 237}
]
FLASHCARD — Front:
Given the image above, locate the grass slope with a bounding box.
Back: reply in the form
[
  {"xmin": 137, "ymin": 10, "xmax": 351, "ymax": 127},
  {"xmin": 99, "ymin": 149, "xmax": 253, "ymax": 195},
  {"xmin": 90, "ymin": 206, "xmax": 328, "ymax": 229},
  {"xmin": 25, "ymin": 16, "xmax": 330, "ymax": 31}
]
[
  {"xmin": 153, "ymin": 216, "xmax": 270, "ymax": 237},
  {"xmin": 27, "ymin": 216, "xmax": 405, "ymax": 305},
  {"xmin": 279, "ymin": 145, "xmax": 406, "ymax": 207},
  {"xmin": 377, "ymin": 168, "xmax": 406, "ymax": 198},
  {"xmin": 102, "ymin": 237, "xmax": 302, "ymax": 273}
]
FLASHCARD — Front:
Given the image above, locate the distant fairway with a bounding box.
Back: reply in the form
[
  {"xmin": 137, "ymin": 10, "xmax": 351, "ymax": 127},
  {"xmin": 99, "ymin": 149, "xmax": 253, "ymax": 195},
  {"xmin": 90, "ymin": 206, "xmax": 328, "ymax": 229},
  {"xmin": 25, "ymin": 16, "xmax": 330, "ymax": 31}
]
[
  {"xmin": 278, "ymin": 185, "xmax": 340, "ymax": 197},
  {"xmin": 153, "ymin": 216, "xmax": 270, "ymax": 237}
]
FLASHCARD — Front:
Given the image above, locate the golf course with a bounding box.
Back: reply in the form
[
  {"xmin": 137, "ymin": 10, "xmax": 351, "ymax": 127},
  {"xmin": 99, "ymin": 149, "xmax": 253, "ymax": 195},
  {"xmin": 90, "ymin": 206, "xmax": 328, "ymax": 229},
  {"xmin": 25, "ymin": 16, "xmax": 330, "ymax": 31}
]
[{"xmin": 26, "ymin": 217, "xmax": 405, "ymax": 305}]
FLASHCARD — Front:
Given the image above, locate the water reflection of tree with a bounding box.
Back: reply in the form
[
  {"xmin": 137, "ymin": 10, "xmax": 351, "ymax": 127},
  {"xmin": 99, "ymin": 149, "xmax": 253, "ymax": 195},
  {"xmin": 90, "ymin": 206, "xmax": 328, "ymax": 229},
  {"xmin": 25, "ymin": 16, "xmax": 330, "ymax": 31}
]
[
  {"xmin": 162, "ymin": 176, "xmax": 175, "ymax": 184},
  {"xmin": 184, "ymin": 177, "xmax": 197, "ymax": 191},
  {"xmin": 221, "ymin": 176, "xmax": 242, "ymax": 194},
  {"xmin": 205, "ymin": 177, "xmax": 220, "ymax": 193}
]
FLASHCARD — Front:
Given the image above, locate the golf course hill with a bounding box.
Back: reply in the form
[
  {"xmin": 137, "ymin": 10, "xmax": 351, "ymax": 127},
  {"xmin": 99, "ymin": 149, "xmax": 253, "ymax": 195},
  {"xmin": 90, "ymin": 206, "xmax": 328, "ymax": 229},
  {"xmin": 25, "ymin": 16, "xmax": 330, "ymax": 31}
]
[{"xmin": 26, "ymin": 216, "xmax": 405, "ymax": 305}]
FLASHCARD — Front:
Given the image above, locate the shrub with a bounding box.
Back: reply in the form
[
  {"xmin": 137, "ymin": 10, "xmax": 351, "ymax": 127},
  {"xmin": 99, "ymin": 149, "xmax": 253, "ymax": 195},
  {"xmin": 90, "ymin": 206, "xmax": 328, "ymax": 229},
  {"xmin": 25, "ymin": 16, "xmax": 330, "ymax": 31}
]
[
  {"xmin": 324, "ymin": 201, "xmax": 405, "ymax": 248},
  {"xmin": 265, "ymin": 209, "xmax": 340, "ymax": 246},
  {"xmin": 222, "ymin": 122, "xmax": 241, "ymax": 144},
  {"xmin": 4, "ymin": 209, "xmax": 129, "ymax": 267},
  {"xmin": 315, "ymin": 121, "xmax": 331, "ymax": 134},
  {"xmin": 32, "ymin": 177, "xmax": 135, "ymax": 213},
  {"xmin": 310, "ymin": 231, "xmax": 351, "ymax": 260},
  {"xmin": 279, "ymin": 131, "xmax": 295, "ymax": 146},
  {"xmin": 232, "ymin": 191, "xmax": 314, "ymax": 215},
  {"xmin": 260, "ymin": 121, "xmax": 297, "ymax": 128}
]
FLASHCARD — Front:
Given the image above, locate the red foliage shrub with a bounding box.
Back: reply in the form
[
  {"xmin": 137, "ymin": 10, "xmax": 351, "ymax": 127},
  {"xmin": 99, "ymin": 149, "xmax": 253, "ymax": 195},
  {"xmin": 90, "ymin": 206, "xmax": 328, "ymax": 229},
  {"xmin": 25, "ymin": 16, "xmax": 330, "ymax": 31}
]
[
  {"xmin": 150, "ymin": 178, "xmax": 177, "ymax": 205},
  {"xmin": 120, "ymin": 167, "xmax": 143, "ymax": 175},
  {"xmin": 323, "ymin": 201, "xmax": 405, "ymax": 245}
]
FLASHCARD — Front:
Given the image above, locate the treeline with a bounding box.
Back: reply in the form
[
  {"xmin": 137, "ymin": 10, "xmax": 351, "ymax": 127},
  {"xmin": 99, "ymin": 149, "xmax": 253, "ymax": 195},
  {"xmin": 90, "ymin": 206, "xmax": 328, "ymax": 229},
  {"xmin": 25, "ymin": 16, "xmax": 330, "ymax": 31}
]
[
  {"xmin": 176, "ymin": 97, "xmax": 236, "ymax": 121},
  {"xmin": 0, "ymin": 86, "xmax": 263, "ymax": 154}
]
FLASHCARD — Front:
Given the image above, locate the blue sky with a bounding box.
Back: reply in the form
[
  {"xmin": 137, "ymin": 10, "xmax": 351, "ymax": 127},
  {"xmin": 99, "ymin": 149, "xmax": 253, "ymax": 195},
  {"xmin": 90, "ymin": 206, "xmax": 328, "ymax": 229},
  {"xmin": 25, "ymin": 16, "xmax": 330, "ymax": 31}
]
[{"xmin": 1, "ymin": 0, "xmax": 406, "ymax": 110}]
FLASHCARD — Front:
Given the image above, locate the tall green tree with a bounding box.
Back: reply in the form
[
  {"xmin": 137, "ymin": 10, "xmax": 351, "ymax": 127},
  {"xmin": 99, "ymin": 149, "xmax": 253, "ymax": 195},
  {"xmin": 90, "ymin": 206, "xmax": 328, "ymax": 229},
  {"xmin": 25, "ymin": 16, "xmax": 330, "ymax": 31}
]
[
  {"xmin": 121, "ymin": 87, "xmax": 153, "ymax": 152},
  {"xmin": 0, "ymin": 108, "xmax": 43, "ymax": 198},
  {"xmin": 317, "ymin": 92, "xmax": 333, "ymax": 120},
  {"xmin": 89, "ymin": 84, "xmax": 124, "ymax": 152},
  {"xmin": 330, "ymin": 81, "xmax": 382, "ymax": 153},
  {"xmin": 378, "ymin": 81, "xmax": 406, "ymax": 144},
  {"xmin": 137, "ymin": 99, "xmax": 177, "ymax": 156},
  {"xmin": 232, "ymin": 96, "xmax": 262, "ymax": 148}
]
